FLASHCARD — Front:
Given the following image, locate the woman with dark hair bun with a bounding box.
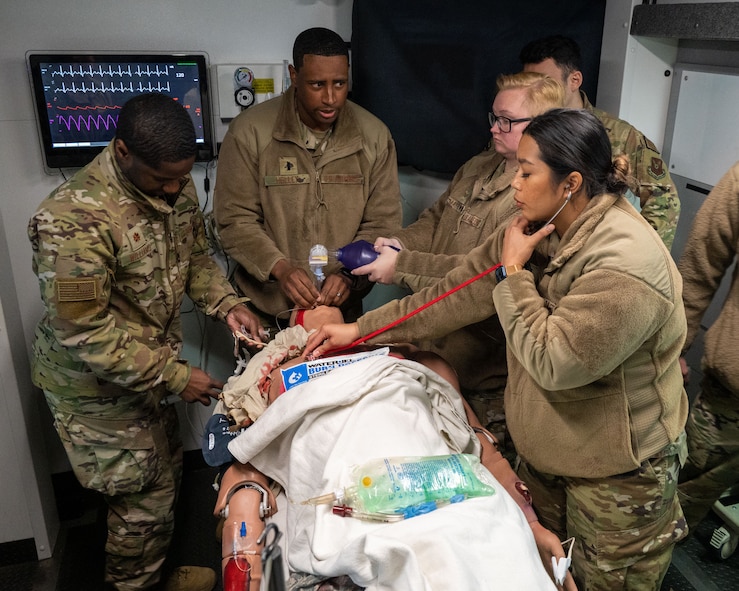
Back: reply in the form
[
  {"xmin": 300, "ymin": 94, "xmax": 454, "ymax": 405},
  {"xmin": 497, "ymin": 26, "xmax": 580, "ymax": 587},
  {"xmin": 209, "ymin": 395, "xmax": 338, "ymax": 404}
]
[{"xmin": 306, "ymin": 109, "xmax": 689, "ymax": 590}]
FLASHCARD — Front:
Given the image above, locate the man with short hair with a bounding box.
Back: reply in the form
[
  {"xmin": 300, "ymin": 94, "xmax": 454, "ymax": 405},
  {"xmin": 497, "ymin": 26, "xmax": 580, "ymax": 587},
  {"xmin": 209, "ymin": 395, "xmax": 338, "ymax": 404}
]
[
  {"xmin": 214, "ymin": 27, "xmax": 403, "ymax": 327},
  {"xmin": 520, "ymin": 34, "xmax": 680, "ymax": 249},
  {"xmin": 29, "ymin": 92, "xmax": 264, "ymax": 591}
]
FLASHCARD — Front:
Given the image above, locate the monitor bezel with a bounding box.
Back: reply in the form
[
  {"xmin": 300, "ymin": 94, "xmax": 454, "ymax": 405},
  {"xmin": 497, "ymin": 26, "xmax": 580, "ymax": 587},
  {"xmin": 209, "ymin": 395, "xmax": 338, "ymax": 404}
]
[{"xmin": 26, "ymin": 51, "xmax": 216, "ymax": 172}]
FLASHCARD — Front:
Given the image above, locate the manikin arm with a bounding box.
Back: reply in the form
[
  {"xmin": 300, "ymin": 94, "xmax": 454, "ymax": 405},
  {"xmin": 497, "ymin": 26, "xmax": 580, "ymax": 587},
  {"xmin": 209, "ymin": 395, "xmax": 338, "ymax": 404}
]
[
  {"xmin": 214, "ymin": 462, "xmax": 276, "ymax": 591},
  {"xmin": 463, "ymin": 400, "xmax": 577, "ymax": 590}
]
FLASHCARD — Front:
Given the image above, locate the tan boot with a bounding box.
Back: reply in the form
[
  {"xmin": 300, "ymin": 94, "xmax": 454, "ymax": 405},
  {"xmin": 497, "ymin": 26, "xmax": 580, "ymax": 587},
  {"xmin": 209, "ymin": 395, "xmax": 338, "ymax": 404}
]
[{"xmin": 163, "ymin": 566, "xmax": 216, "ymax": 591}]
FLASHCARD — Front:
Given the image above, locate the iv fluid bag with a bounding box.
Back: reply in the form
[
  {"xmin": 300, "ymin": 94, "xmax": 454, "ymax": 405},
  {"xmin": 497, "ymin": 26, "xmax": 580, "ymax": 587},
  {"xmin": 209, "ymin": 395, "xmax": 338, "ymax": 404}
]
[{"xmin": 347, "ymin": 454, "xmax": 496, "ymax": 513}]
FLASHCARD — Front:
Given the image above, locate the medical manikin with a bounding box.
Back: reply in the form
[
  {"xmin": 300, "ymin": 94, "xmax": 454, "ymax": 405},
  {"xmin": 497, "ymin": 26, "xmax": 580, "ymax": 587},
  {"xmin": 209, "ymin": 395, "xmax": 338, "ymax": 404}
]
[
  {"xmin": 204, "ymin": 307, "xmax": 345, "ymax": 591},
  {"xmin": 203, "ymin": 306, "xmax": 569, "ymax": 590}
]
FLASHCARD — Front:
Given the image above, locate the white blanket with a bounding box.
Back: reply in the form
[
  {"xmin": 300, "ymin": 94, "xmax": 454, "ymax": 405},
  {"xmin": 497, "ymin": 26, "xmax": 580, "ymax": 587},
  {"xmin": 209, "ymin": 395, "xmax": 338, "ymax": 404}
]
[{"xmin": 229, "ymin": 355, "xmax": 556, "ymax": 590}]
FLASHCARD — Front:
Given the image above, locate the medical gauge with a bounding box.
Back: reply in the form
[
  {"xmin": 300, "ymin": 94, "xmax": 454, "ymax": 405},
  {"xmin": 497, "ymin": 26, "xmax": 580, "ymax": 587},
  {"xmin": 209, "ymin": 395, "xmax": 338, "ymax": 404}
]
[{"xmin": 234, "ymin": 66, "xmax": 255, "ymax": 109}]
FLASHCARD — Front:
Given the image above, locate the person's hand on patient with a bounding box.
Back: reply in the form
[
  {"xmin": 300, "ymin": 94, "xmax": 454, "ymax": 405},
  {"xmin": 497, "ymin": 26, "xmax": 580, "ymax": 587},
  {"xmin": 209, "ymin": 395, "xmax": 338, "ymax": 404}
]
[
  {"xmin": 354, "ymin": 238, "xmax": 401, "ymax": 285},
  {"xmin": 226, "ymin": 303, "xmax": 267, "ymax": 347},
  {"xmin": 180, "ymin": 367, "xmax": 224, "ymax": 406},
  {"xmin": 317, "ymin": 272, "xmax": 351, "ymax": 307},
  {"xmin": 303, "ymin": 322, "xmax": 360, "ymax": 358}
]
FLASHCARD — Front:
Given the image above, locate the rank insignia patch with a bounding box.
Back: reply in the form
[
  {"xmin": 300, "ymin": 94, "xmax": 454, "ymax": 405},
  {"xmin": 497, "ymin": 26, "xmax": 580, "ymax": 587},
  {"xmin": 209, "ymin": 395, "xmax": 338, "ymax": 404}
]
[{"xmin": 279, "ymin": 158, "xmax": 299, "ymax": 175}]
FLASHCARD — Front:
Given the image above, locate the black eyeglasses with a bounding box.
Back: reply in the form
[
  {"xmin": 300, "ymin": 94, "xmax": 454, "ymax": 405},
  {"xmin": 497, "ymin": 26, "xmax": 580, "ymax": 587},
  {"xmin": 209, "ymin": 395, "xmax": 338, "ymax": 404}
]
[{"xmin": 488, "ymin": 112, "xmax": 533, "ymax": 133}]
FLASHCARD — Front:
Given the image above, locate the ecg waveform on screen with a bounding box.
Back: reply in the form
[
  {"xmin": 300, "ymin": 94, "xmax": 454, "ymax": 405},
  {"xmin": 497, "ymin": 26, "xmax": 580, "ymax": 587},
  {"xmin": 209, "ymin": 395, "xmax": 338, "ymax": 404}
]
[
  {"xmin": 53, "ymin": 81, "xmax": 172, "ymax": 94},
  {"xmin": 43, "ymin": 62, "xmax": 177, "ymax": 97},
  {"xmin": 40, "ymin": 60, "xmax": 205, "ymax": 148},
  {"xmin": 49, "ymin": 64, "xmax": 171, "ymax": 78}
]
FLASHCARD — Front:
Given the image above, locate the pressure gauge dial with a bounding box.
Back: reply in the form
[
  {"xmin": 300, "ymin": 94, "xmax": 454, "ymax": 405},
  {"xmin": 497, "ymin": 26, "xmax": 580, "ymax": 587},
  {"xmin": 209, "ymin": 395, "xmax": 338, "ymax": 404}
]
[
  {"xmin": 235, "ymin": 87, "xmax": 255, "ymax": 109},
  {"xmin": 234, "ymin": 67, "xmax": 254, "ymax": 87}
]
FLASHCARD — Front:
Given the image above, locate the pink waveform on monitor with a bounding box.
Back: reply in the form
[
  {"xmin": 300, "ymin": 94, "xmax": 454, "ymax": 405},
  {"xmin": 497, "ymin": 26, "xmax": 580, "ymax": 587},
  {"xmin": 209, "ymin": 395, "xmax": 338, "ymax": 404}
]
[{"xmin": 56, "ymin": 113, "xmax": 119, "ymax": 132}]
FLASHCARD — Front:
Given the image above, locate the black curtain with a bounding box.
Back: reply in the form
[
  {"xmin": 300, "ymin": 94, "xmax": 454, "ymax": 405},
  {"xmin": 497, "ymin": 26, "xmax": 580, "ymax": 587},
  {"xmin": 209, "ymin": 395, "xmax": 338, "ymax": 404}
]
[{"xmin": 351, "ymin": 0, "xmax": 607, "ymax": 173}]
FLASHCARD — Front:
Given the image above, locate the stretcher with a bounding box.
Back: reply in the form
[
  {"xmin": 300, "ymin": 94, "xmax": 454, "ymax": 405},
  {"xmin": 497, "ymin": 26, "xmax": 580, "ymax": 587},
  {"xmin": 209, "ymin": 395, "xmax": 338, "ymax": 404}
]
[{"xmin": 208, "ymin": 333, "xmax": 558, "ymax": 590}]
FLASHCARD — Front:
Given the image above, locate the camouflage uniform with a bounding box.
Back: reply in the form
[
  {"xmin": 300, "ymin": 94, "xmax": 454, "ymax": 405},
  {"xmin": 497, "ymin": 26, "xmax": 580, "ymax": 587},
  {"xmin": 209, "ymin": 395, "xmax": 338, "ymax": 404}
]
[
  {"xmin": 679, "ymin": 375, "xmax": 739, "ymax": 529},
  {"xmin": 583, "ymin": 93, "xmax": 680, "ymax": 250},
  {"xmin": 28, "ymin": 142, "xmax": 246, "ymax": 590},
  {"xmin": 43, "ymin": 389, "xmax": 183, "ymax": 590},
  {"xmin": 677, "ymin": 161, "xmax": 739, "ymax": 530},
  {"xmin": 518, "ymin": 440, "xmax": 687, "ymax": 591}
]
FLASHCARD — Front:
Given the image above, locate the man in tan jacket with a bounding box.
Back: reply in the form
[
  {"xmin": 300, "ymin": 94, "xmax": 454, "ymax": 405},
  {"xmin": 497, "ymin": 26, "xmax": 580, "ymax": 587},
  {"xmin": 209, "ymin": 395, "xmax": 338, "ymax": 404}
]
[{"xmin": 215, "ymin": 27, "xmax": 402, "ymax": 328}]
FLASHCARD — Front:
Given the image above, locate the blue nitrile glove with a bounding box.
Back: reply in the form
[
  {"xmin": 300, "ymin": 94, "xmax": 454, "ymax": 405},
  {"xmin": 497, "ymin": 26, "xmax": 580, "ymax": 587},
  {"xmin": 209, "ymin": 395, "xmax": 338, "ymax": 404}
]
[{"xmin": 202, "ymin": 413, "xmax": 246, "ymax": 467}]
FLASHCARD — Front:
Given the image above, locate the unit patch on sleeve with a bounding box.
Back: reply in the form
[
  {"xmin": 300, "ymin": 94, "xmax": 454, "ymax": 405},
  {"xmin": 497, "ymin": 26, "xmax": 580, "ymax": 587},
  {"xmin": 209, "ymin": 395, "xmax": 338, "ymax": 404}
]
[{"xmin": 649, "ymin": 157, "xmax": 666, "ymax": 180}]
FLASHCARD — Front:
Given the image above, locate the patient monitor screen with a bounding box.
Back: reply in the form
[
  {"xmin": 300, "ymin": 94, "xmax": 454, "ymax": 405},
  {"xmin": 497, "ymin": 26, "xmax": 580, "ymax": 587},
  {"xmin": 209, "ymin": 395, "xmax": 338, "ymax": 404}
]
[{"xmin": 28, "ymin": 52, "xmax": 214, "ymax": 169}]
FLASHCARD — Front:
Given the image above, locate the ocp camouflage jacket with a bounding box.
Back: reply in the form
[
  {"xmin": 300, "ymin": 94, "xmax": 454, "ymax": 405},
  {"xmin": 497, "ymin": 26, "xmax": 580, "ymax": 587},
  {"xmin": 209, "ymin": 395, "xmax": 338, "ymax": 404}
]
[
  {"xmin": 583, "ymin": 92, "xmax": 680, "ymax": 250},
  {"xmin": 29, "ymin": 143, "xmax": 244, "ymax": 398}
]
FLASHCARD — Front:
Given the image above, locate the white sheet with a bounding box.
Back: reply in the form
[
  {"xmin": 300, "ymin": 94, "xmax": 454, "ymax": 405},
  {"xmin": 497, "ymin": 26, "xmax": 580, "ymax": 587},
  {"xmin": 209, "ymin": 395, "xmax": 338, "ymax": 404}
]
[{"xmin": 229, "ymin": 355, "xmax": 556, "ymax": 590}]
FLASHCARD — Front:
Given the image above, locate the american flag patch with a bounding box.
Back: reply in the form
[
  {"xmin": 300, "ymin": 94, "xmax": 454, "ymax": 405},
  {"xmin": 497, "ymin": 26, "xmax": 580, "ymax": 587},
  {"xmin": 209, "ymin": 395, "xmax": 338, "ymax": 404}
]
[{"xmin": 57, "ymin": 279, "xmax": 97, "ymax": 302}]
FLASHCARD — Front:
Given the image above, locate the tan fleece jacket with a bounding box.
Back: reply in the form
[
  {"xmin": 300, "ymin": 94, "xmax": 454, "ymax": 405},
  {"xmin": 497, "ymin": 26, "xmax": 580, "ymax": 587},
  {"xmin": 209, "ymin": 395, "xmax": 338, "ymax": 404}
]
[
  {"xmin": 678, "ymin": 161, "xmax": 739, "ymax": 393},
  {"xmin": 215, "ymin": 87, "xmax": 402, "ymax": 316},
  {"xmin": 391, "ymin": 149, "xmax": 517, "ymax": 390},
  {"xmin": 358, "ymin": 193, "xmax": 688, "ymax": 478}
]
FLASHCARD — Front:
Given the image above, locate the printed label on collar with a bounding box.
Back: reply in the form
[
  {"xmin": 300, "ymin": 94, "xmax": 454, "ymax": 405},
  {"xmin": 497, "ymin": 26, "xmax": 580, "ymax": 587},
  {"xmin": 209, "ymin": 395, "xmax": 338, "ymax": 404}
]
[
  {"xmin": 279, "ymin": 157, "xmax": 299, "ymax": 175},
  {"xmin": 265, "ymin": 174, "xmax": 311, "ymax": 186}
]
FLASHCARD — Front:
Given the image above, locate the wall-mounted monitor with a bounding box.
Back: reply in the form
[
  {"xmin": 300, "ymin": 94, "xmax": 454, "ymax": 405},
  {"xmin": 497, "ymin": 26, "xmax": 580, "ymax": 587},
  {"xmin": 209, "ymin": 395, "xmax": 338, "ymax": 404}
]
[{"xmin": 26, "ymin": 51, "xmax": 215, "ymax": 172}]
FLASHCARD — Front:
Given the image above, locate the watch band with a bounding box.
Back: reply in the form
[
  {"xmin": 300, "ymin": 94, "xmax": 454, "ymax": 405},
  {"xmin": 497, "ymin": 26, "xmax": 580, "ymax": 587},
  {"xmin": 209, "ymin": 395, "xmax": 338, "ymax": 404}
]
[{"xmin": 495, "ymin": 264, "xmax": 523, "ymax": 282}]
